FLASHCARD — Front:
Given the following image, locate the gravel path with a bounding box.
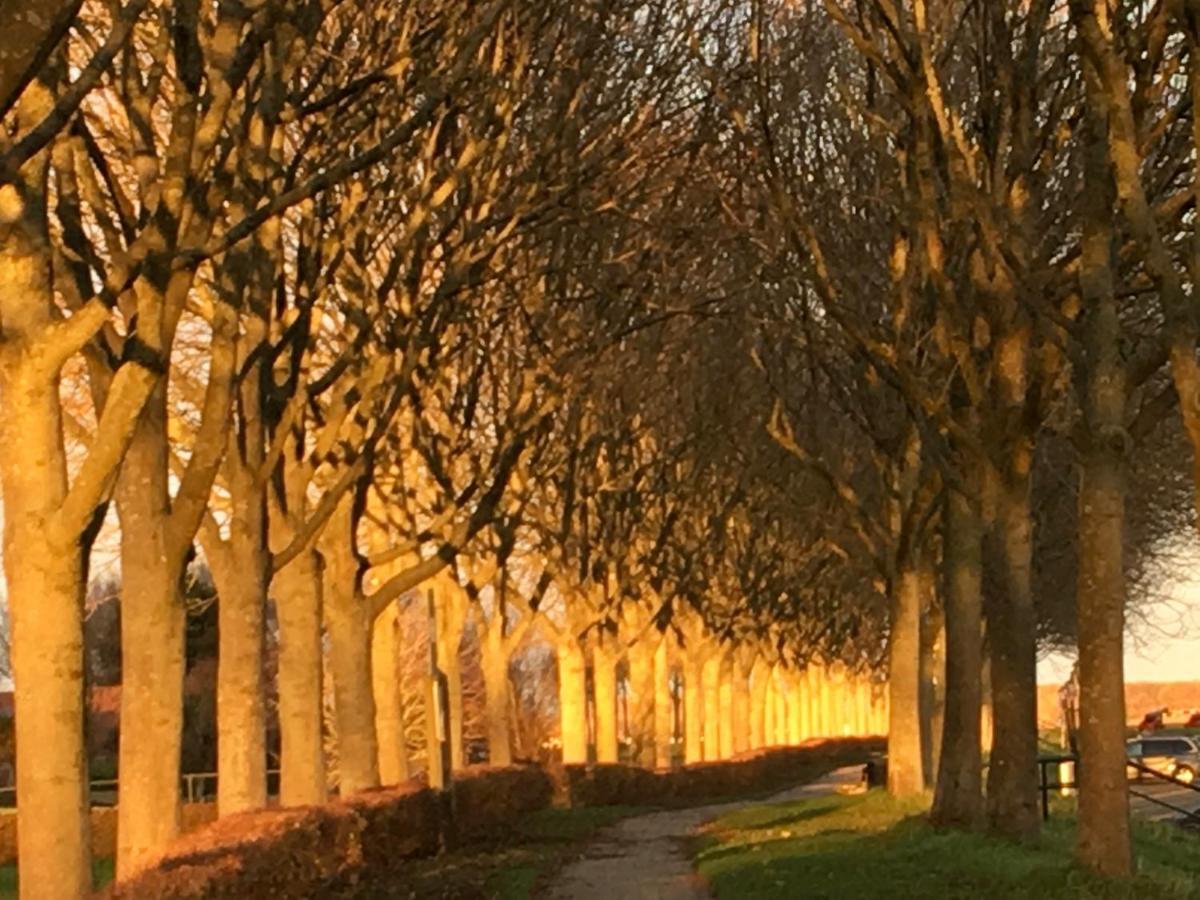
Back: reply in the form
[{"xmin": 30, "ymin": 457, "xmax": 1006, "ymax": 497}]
[{"xmin": 541, "ymin": 765, "xmax": 864, "ymax": 900}]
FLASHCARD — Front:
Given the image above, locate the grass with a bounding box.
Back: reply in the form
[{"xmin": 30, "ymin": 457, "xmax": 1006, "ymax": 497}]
[
  {"xmin": 0, "ymin": 858, "xmax": 113, "ymax": 899},
  {"xmin": 693, "ymin": 790, "xmax": 1200, "ymax": 900}
]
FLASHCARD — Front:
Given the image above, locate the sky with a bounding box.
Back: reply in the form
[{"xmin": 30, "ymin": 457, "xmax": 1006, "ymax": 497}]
[{"xmin": 1038, "ymin": 566, "xmax": 1200, "ymax": 686}]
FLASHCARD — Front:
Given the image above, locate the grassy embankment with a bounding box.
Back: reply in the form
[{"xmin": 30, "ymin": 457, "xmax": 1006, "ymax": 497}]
[{"xmin": 694, "ymin": 791, "xmax": 1200, "ymax": 900}]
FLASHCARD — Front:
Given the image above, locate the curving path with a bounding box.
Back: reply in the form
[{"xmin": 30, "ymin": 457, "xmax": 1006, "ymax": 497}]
[{"xmin": 541, "ymin": 765, "xmax": 864, "ymax": 900}]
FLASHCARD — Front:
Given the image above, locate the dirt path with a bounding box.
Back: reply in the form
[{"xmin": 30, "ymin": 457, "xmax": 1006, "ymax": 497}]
[{"xmin": 541, "ymin": 765, "xmax": 863, "ymax": 900}]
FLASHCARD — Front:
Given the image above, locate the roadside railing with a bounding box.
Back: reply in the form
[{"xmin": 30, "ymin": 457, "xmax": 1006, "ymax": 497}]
[
  {"xmin": 0, "ymin": 770, "xmax": 281, "ymax": 808},
  {"xmin": 1037, "ymin": 753, "xmax": 1200, "ymax": 824}
]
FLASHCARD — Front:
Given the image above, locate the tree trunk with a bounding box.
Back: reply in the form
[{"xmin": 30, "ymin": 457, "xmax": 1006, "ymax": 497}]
[
  {"xmin": 785, "ymin": 671, "xmax": 804, "ymax": 745},
  {"xmin": 749, "ymin": 657, "xmax": 770, "ymax": 748},
  {"xmin": 210, "ymin": 496, "xmax": 269, "ymax": 815},
  {"xmin": 985, "ymin": 476, "xmax": 1040, "ymax": 840},
  {"xmin": 1073, "ymin": 83, "xmax": 1133, "ymax": 874},
  {"xmin": 273, "ymin": 549, "xmax": 326, "ymax": 806},
  {"xmin": 320, "ymin": 505, "xmax": 379, "ymax": 796},
  {"xmin": 627, "ymin": 636, "xmax": 656, "ymax": 768},
  {"xmin": 732, "ymin": 656, "xmax": 752, "ymax": 755},
  {"xmin": 718, "ymin": 658, "xmax": 734, "ymax": 759},
  {"xmin": 440, "ymin": 632, "xmax": 464, "ymax": 771},
  {"xmin": 481, "ymin": 621, "xmax": 513, "ymax": 767},
  {"xmin": 683, "ymin": 653, "xmax": 704, "ymax": 764},
  {"xmin": 654, "ymin": 637, "xmax": 673, "ymax": 768},
  {"xmin": 372, "ymin": 602, "xmax": 409, "ymax": 785},
  {"xmin": 772, "ymin": 670, "xmax": 788, "ymax": 744},
  {"xmin": 920, "ymin": 564, "xmax": 945, "ymax": 788},
  {"xmin": 114, "ymin": 403, "xmax": 185, "ymax": 876},
  {"xmin": 592, "ymin": 637, "xmax": 619, "ymax": 763},
  {"xmin": 702, "ymin": 653, "xmax": 722, "ymax": 760},
  {"xmin": 2, "ymin": 448, "xmax": 91, "ymax": 899},
  {"xmin": 0, "ymin": 98, "xmax": 92, "ymax": 898},
  {"xmin": 558, "ymin": 638, "xmax": 589, "ymax": 764},
  {"xmin": 932, "ymin": 483, "xmax": 984, "ymax": 828},
  {"xmin": 888, "ymin": 564, "xmax": 925, "ymax": 796}
]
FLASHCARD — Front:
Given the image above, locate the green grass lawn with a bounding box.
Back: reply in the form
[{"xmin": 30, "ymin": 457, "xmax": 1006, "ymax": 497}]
[
  {"xmin": 694, "ymin": 791, "xmax": 1200, "ymax": 900},
  {"xmin": 0, "ymin": 858, "xmax": 113, "ymax": 899}
]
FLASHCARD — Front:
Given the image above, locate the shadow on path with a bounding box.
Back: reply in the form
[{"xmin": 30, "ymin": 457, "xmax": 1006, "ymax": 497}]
[{"xmin": 541, "ymin": 765, "xmax": 863, "ymax": 900}]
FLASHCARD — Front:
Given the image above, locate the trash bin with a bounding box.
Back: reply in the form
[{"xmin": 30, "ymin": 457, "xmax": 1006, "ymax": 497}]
[{"xmin": 863, "ymin": 758, "xmax": 888, "ymax": 788}]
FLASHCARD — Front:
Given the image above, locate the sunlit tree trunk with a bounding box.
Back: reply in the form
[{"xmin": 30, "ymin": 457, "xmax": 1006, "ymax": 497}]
[
  {"xmin": 0, "ymin": 374, "xmax": 91, "ymax": 899},
  {"xmin": 319, "ymin": 500, "xmax": 379, "ymax": 795},
  {"xmin": 920, "ymin": 560, "xmax": 945, "ymax": 788},
  {"xmin": 749, "ymin": 656, "xmax": 770, "ymax": 748},
  {"xmin": 702, "ymin": 652, "xmax": 722, "ymax": 760},
  {"xmin": 627, "ymin": 633, "xmax": 656, "ymax": 767},
  {"xmin": 372, "ymin": 602, "xmax": 409, "ymax": 784},
  {"xmin": 274, "ymin": 549, "xmax": 327, "ymax": 805},
  {"xmin": 481, "ymin": 617, "xmax": 513, "ymax": 767},
  {"xmin": 718, "ymin": 657, "xmax": 734, "ymax": 758},
  {"xmin": 593, "ymin": 636, "xmax": 620, "ymax": 763},
  {"xmin": 731, "ymin": 652, "xmax": 753, "ymax": 755},
  {"xmin": 114, "ymin": 402, "xmax": 184, "ymax": 876},
  {"xmin": 209, "ymin": 485, "xmax": 270, "ymax": 815},
  {"xmin": 785, "ymin": 670, "xmax": 804, "ymax": 745},
  {"xmin": 558, "ymin": 637, "xmax": 589, "ymax": 764},
  {"xmin": 683, "ymin": 652, "xmax": 704, "ymax": 764},
  {"xmin": 654, "ymin": 637, "xmax": 673, "ymax": 767},
  {"xmin": 772, "ymin": 669, "xmax": 788, "ymax": 744}
]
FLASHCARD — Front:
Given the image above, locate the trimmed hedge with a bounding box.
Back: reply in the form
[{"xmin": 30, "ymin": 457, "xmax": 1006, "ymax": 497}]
[
  {"xmin": 101, "ymin": 740, "xmax": 879, "ymax": 898},
  {"xmin": 560, "ymin": 737, "xmax": 883, "ymax": 807},
  {"xmin": 0, "ymin": 803, "xmax": 216, "ymax": 866},
  {"xmin": 99, "ymin": 767, "xmax": 552, "ymax": 899}
]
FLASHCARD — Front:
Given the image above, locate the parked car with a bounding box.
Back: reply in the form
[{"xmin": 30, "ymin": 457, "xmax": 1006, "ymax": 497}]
[
  {"xmin": 1137, "ymin": 708, "xmax": 1167, "ymax": 732},
  {"xmin": 1126, "ymin": 735, "xmax": 1200, "ymax": 783}
]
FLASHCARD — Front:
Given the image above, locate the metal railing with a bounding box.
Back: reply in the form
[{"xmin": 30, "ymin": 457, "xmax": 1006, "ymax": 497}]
[
  {"xmin": 0, "ymin": 770, "xmax": 282, "ymax": 808},
  {"xmin": 1037, "ymin": 754, "xmax": 1200, "ymax": 825}
]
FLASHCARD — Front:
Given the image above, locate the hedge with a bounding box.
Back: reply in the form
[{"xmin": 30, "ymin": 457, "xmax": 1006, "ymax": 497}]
[
  {"xmin": 101, "ymin": 740, "xmax": 879, "ymax": 898},
  {"xmin": 560, "ymin": 737, "xmax": 883, "ymax": 807},
  {"xmin": 0, "ymin": 803, "xmax": 216, "ymax": 866}
]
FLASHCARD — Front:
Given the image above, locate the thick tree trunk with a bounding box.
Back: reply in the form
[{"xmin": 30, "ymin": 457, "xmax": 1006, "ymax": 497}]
[
  {"xmin": 732, "ymin": 656, "xmax": 752, "ymax": 755},
  {"xmin": 764, "ymin": 673, "xmax": 776, "ymax": 745},
  {"xmin": 1073, "ymin": 87, "xmax": 1133, "ymax": 875},
  {"xmin": 718, "ymin": 659, "xmax": 734, "ymax": 758},
  {"xmin": 702, "ymin": 653, "xmax": 722, "ymax": 760},
  {"xmin": 985, "ymin": 477, "xmax": 1040, "ymax": 840},
  {"xmin": 274, "ymin": 549, "xmax": 327, "ymax": 805},
  {"xmin": 627, "ymin": 636, "xmax": 656, "ymax": 768},
  {"xmin": 481, "ymin": 623, "xmax": 513, "ymax": 767},
  {"xmin": 1, "ymin": 100, "xmax": 92, "ymax": 898},
  {"xmin": 683, "ymin": 653, "xmax": 704, "ymax": 764},
  {"xmin": 114, "ymin": 404, "xmax": 185, "ymax": 877},
  {"xmin": 931, "ymin": 484, "xmax": 984, "ymax": 828},
  {"xmin": 772, "ymin": 670, "xmax": 788, "ymax": 744},
  {"xmin": 2, "ymin": 473, "xmax": 91, "ymax": 899},
  {"xmin": 654, "ymin": 638, "xmax": 673, "ymax": 767},
  {"xmin": 558, "ymin": 638, "xmax": 589, "ymax": 764},
  {"xmin": 817, "ymin": 666, "xmax": 834, "ymax": 737},
  {"xmin": 372, "ymin": 602, "xmax": 409, "ymax": 785},
  {"xmin": 592, "ymin": 638, "xmax": 619, "ymax": 764},
  {"xmin": 919, "ymin": 562, "xmax": 945, "ymax": 787},
  {"xmin": 210, "ymin": 497, "xmax": 269, "ymax": 815},
  {"xmin": 320, "ymin": 506, "xmax": 379, "ymax": 796},
  {"xmin": 785, "ymin": 671, "xmax": 804, "ymax": 744},
  {"xmin": 888, "ymin": 564, "xmax": 925, "ymax": 796},
  {"xmin": 1076, "ymin": 433, "xmax": 1132, "ymax": 873},
  {"xmin": 749, "ymin": 657, "xmax": 770, "ymax": 748}
]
